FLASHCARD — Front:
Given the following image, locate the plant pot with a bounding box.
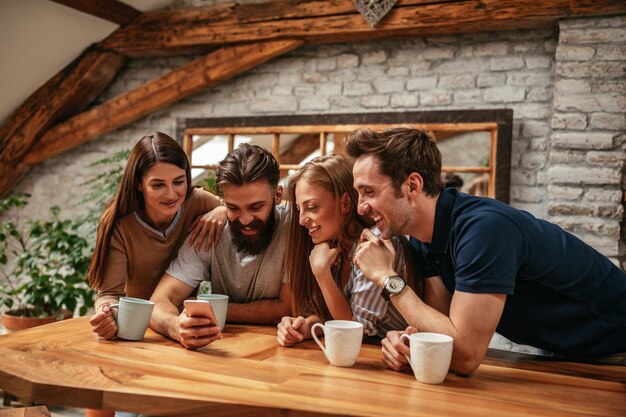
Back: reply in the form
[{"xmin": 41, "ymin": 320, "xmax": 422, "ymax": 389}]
[{"xmin": 1, "ymin": 309, "xmax": 73, "ymax": 332}]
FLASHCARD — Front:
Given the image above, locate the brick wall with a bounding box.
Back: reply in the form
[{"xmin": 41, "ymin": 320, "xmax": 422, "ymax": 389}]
[
  {"xmin": 548, "ymin": 16, "xmax": 626, "ymax": 268},
  {"xmin": 7, "ymin": 16, "xmax": 625, "ymax": 271}
]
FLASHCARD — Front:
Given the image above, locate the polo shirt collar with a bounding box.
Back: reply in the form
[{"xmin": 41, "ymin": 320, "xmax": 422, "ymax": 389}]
[{"xmin": 429, "ymin": 188, "xmax": 456, "ymax": 254}]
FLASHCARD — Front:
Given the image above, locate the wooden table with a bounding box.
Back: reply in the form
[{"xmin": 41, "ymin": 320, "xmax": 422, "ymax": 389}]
[{"xmin": 0, "ymin": 317, "xmax": 624, "ymax": 417}]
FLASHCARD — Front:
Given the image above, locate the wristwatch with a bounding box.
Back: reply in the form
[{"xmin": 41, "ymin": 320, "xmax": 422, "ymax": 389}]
[{"xmin": 381, "ymin": 275, "xmax": 406, "ymax": 300}]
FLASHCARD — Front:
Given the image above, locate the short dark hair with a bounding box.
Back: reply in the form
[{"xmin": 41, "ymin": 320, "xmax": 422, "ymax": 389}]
[
  {"xmin": 215, "ymin": 143, "xmax": 280, "ymax": 194},
  {"xmin": 442, "ymin": 173, "xmax": 464, "ymax": 190},
  {"xmin": 346, "ymin": 127, "xmax": 444, "ymax": 197}
]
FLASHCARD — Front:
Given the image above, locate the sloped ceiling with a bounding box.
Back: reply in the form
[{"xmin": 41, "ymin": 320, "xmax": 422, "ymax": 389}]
[{"xmin": 0, "ymin": 0, "xmax": 171, "ymax": 125}]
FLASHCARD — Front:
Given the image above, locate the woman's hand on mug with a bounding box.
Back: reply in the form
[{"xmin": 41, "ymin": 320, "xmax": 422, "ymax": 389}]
[
  {"xmin": 277, "ymin": 316, "xmax": 309, "ymax": 347},
  {"xmin": 381, "ymin": 326, "xmax": 418, "ymax": 371},
  {"xmin": 89, "ymin": 303, "xmax": 118, "ymax": 340}
]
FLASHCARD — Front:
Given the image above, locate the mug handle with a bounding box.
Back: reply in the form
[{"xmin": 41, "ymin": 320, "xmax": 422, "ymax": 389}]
[
  {"xmin": 400, "ymin": 333, "xmax": 412, "ymax": 366},
  {"xmin": 311, "ymin": 323, "xmax": 327, "ymax": 358},
  {"xmin": 108, "ymin": 304, "xmax": 119, "ymax": 320}
]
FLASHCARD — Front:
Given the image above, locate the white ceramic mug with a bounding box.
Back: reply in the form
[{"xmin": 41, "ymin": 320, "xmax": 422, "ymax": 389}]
[
  {"xmin": 400, "ymin": 332, "xmax": 453, "ymax": 384},
  {"xmin": 197, "ymin": 294, "xmax": 229, "ymax": 330},
  {"xmin": 109, "ymin": 297, "xmax": 154, "ymax": 341},
  {"xmin": 311, "ymin": 320, "xmax": 363, "ymax": 367}
]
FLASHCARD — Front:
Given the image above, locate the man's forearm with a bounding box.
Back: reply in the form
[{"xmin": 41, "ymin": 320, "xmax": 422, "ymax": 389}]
[
  {"xmin": 227, "ymin": 299, "xmax": 290, "ymax": 324},
  {"xmin": 150, "ymin": 300, "xmax": 182, "ymax": 342}
]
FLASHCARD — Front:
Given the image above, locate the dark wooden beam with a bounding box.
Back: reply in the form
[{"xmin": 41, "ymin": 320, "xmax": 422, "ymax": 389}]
[
  {"xmin": 51, "ymin": 0, "xmax": 141, "ymax": 26},
  {"xmin": 100, "ymin": 0, "xmax": 626, "ymax": 57},
  {"xmin": 23, "ymin": 40, "xmax": 302, "ymax": 166},
  {"xmin": 0, "ymin": 49, "xmax": 125, "ymax": 197}
]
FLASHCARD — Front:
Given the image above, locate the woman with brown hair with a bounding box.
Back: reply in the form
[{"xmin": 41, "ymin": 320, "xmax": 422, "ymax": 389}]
[
  {"xmin": 276, "ymin": 154, "xmax": 422, "ymax": 346},
  {"xmin": 88, "ymin": 132, "xmax": 225, "ymax": 340}
]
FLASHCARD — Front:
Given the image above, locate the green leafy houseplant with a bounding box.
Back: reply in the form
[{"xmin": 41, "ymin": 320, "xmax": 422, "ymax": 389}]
[{"xmin": 0, "ymin": 195, "xmax": 95, "ymax": 318}]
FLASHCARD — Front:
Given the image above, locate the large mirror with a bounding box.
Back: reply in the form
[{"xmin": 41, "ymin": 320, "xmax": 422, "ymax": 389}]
[{"xmin": 178, "ymin": 110, "xmax": 512, "ymax": 202}]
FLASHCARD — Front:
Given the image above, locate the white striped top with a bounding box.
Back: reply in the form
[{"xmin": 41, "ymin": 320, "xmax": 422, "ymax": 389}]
[{"xmin": 343, "ymin": 236, "xmax": 410, "ymax": 338}]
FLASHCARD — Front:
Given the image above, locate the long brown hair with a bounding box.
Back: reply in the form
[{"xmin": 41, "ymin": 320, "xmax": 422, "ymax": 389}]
[
  {"xmin": 288, "ymin": 155, "xmax": 424, "ymax": 323},
  {"xmin": 286, "ymin": 155, "xmax": 370, "ymax": 321},
  {"xmin": 87, "ymin": 132, "xmax": 192, "ymax": 290}
]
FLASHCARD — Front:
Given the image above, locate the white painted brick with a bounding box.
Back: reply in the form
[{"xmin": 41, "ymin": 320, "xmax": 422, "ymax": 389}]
[
  {"xmin": 360, "ymin": 95, "xmax": 389, "ymax": 108},
  {"xmin": 249, "ymin": 97, "xmax": 297, "ymax": 112},
  {"xmin": 596, "ymin": 80, "xmax": 626, "ymax": 94},
  {"xmin": 316, "ymin": 83, "xmax": 342, "ymax": 96},
  {"xmin": 337, "ymin": 54, "xmax": 359, "ymax": 68},
  {"xmin": 555, "ymin": 45, "xmax": 595, "ymax": 61},
  {"xmin": 555, "ymin": 94, "xmax": 626, "ymax": 113},
  {"xmin": 549, "ymin": 150, "xmax": 586, "ymax": 164},
  {"xmin": 548, "ymin": 166, "xmax": 621, "ymax": 185},
  {"xmin": 511, "ymin": 186, "xmax": 544, "ymax": 203},
  {"xmin": 477, "ymin": 73, "xmax": 506, "ymax": 87},
  {"xmin": 586, "ymin": 150, "xmax": 625, "ymax": 166},
  {"xmin": 299, "ymin": 96, "xmax": 330, "ymax": 111},
  {"xmin": 343, "ymin": 82, "xmax": 373, "ymax": 96},
  {"xmin": 556, "ymin": 62, "xmax": 626, "ymax": 78},
  {"xmin": 390, "ymin": 94, "xmax": 419, "ymax": 108},
  {"xmin": 584, "ymin": 188, "xmax": 624, "ymax": 203},
  {"xmin": 422, "ymin": 46, "xmax": 456, "ymax": 60},
  {"xmin": 514, "ymin": 103, "xmax": 552, "ymax": 119},
  {"xmin": 317, "ymin": 57, "xmax": 337, "ymax": 71},
  {"xmin": 483, "ymin": 86, "xmax": 526, "ymax": 102},
  {"xmin": 373, "ymin": 79, "xmax": 405, "ymax": 93},
  {"xmin": 454, "ymin": 90, "xmax": 482, "ymax": 104},
  {"xmin": 525, "ymin": 56, "xmax": 552, "ymax": 69},
  {"xmin": 594, "ymin": 15, "xmax": 626, "ymax": 27},
  {"xmin": 511, "ymin": 170, "xmax": 537, "ymax": 186},
  {"xmin": 436, "ymin": 59, "xmax": 484, "ymax": 74},
  {"xmin": 589, "ymin": 113, "xmax": 626, "ymax": 131},
  {"xmin": 527, "ymin": 87, "xmax": 551, "ymax": 102},
  {"xmin": 420, "ymin": 90, "xmax": 452, "ymax": 106},
  {"xmin": 406, "ymin": 77, "xmax": 438, "ymax": 91},
  {"xmin": 394, "ymin": 49, "xmax": 419, "ymax": 63},
  {"xmin": 522, "ymin": 120, "xmax": 551, "ymax": 137},
  {"xmin": 357, "ymin": 67, "xmax": 386, "ymax": 82},
  {"xmin": 547, "ymin": 185, "xmax": 584, "ymax": 200},
  {"xmin": 408, "ymin": 61, "xmax": 433, "ymax": 74},
  {"xmin": 438, "ymin": 74, "xmax": 475, "ymax": 88},
  {"xmin": 507, "ymin": 72, "xmax": 551, "ymax": 87},
  {"xmin": 555, "ymin": 79, "xmax": 592, "ymax": 94},
  {"xmin": 387, "ymin": 66, "xmax": 410, "ymax": 77},
  {"xmin": 544, "ymin": 39, "xmax": 558, "ymax": 54},
  {"xmin": 362, "ymin": 50, "xmax": 387, "ymax": 65},
  {"xmin": 530, "ymin": 137, "xmax": 549, "ymax": 151},
  {"xmin": 330, "ymin": 96, "xmax": 357, "ymax": 109},
  {"xmin": 551, "ymin": 113, "xmax": 587, "ymax": 130},
  {"xmin": 474, "ymin": 42, "xmax": 509, "ymax": 57},
  {"xmin": 490, "ymin": 56, "xmax": 525, "ymax": 71},
  {"xmin": 552, "ymin": 132, "xmax": 615, "ymax": 150},
  {"xmin": 596, "ymin": 45, "xmax": 626, "ymax": 61},
  {"xmin": 521, "ymin": 152, "xmax": 547, "ymax": 169},
  {"xmin": 294, "ymin": 85, "xmax": 315, "ymax": 97},
  {"xmin": 560, "ymin": 28, "xmax": 626, "ymax": 44},
  {"xmin": 302, "ymin": 71, "xmax": 328, "ymax": 83}
]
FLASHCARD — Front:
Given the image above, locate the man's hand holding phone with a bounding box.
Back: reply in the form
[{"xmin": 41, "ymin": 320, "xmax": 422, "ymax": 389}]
[{"xmin": 179, "ymin": 300, "xmax": 222, "ymax": 349}]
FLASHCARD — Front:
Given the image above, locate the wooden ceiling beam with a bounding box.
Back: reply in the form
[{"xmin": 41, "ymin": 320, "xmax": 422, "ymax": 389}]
[
  {"xmin": 51, "ymin": 0, "xmax": 141, "ymax": 26},
  {"xmin": 100, "ymin": 0, "xmax": 626, "ymax": 57},
  {"xmin": 280, "ymin": 134, "xmax": 320, "ymax": 165},
  {"xmin": 0, "ymin": 49, "xmax": 125, "ymax": 197},
  {"xmin": 23, "ymin": 40, "xmax": 302, "ymax": 166}
]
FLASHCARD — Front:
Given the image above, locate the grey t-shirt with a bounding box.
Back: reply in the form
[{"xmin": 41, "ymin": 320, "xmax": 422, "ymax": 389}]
[{"xmin": 166, "ymin": 206, "xmax": 287, "ymax": 303}]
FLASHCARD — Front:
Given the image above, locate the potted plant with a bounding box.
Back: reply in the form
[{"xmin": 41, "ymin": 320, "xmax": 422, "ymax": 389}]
[{"xmin": 0, "ymin": 194, "xmax": 95, "ymax": 331}]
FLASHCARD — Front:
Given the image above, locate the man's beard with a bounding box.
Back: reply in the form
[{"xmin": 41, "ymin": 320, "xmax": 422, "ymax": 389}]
[{"xmin": 230, "ymin": 209, "xmax": 276, "ymax": 256}]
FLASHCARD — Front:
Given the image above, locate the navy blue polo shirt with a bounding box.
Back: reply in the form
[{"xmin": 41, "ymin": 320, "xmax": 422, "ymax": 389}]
[{"xmin": 410, "ymin": 188, "xmax": 626, "ymax": 357}]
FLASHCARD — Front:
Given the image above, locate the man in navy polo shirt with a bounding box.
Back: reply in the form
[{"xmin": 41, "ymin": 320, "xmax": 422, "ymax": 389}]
[{"xmin": 347, "ymin": 127, "xmax": 626, "ymax": 375}]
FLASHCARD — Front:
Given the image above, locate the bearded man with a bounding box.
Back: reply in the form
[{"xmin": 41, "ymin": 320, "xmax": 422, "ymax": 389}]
[{"xmin": 150, "ymin": 144, "xmax": 290, "ymax": 349}]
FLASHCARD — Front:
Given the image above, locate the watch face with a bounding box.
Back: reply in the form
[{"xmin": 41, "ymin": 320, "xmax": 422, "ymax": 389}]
[{"xmin": 386, "ymin": 276, "xmax": 405, "ymax": 293}]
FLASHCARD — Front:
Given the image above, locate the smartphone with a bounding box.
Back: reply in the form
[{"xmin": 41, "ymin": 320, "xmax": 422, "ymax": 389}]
[{"xmin": 183, "ymin": 299, "xmax": 219, "ymax": 326}]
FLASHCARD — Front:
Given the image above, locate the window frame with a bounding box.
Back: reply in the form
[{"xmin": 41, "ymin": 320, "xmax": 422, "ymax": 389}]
[{"xmin": 177, "ymin": 109, "xmax": 512, "ymax": 202}]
